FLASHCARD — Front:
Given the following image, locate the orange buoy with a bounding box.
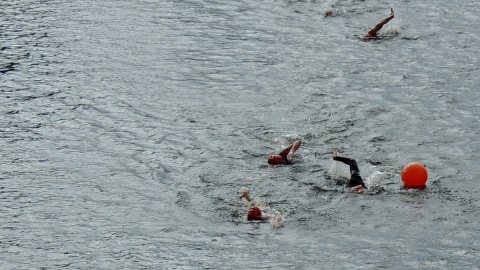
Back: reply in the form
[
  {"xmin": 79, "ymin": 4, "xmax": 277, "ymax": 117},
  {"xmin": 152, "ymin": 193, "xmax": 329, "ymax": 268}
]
[{"xmin": 401, "ymin": 162, "xmax": 428, "ymax": 188}]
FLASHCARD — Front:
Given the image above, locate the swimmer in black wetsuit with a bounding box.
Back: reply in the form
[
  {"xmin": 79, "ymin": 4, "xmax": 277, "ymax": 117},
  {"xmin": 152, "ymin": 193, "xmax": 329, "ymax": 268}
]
[{"xmin": 332, "ymin": 150, "xmax": 366, "ymax": 190}]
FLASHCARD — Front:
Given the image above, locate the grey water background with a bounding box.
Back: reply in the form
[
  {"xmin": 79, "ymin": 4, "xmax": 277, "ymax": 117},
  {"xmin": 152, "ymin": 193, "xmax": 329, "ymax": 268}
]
[{"xmin": 1, "ymin": 0, "xmax": 479, "ymax": 269}]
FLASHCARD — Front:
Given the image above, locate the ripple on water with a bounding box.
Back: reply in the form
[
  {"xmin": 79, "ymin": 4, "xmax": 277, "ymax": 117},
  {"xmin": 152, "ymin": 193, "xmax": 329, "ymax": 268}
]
[{"xmin": 1, "ymin": 0, "xmax": 480, "ymax": 269}]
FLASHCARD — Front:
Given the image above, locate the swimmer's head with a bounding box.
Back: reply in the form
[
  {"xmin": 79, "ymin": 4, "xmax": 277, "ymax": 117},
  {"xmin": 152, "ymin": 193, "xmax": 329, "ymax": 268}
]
[
  {"xmin": 268, "ymin": 154, "xmax": 284, "ymax": 165},
  {"xmin": 323, "ymin": 8, "xmax": 334, "ymax": 17},
  {"xmin": 247, "ymin": 206, "xmax": 262, "ymax": 221}
]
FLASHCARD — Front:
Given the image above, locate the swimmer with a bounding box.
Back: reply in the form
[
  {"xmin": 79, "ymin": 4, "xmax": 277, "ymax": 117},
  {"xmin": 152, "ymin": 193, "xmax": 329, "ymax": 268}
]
[
  {"xmin": 332, "ymin": 150, "xmax": 366, "ymax": 192},
  {"xmin": 246, "ymin": 206, "xmax": 279, "ymax": 221},
  {"xmin": 267, "ymin": 140, "xmax": 302, "ymax": 165},
  {"xmin": 323, "ymin": 8, "xmax": 334, "ymax": 17},
  {"xmin": 240, "ymin": 187, "xmax": 283, "ymax": 228},
  {"xmin": 363, "ymin": 8, "xmax": 394, "ymax": 39}
]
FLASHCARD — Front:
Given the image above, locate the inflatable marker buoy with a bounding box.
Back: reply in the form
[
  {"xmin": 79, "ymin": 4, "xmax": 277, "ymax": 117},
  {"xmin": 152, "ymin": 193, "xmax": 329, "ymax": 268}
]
[{"xmin": 401, "ymin": 162, "xmax": 428, "ymax": 188}]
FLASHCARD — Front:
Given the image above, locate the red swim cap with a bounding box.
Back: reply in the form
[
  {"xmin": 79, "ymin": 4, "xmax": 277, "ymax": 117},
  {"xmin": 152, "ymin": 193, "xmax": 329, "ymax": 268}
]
[
  {"xmin": 247, "ymin": 206, "xmax": 262, "ymax": 221},
  {"xmin": 268, "ymin": 154, "xmax": 284, "ymax": 165}
]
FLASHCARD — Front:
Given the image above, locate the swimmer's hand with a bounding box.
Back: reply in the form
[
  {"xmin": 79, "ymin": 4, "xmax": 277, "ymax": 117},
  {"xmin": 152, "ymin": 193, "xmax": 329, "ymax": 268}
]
[
  {"xmin": 351, "ymin": 185, "xmax": 365, "ymax": 193},
  {"xmin": 286, "ymin": 140, "xmax": 302, "ymax": 162},
  {"xmin": 239, "ymin": 187, "xmax": 250, "ymax": 199},
  {"xmin": 270, "ymin": 214, "xmax": 283, "ymax": 229},
  {"xmin": 390, "ymin": 8, "xmax": 394, "ymax": 17}
]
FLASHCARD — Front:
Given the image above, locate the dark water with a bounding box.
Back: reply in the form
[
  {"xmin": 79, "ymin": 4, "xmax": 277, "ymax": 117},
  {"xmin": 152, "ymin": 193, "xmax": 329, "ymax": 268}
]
[{"xmin": 1, "ymin": 0, "xmax": 480, "ymax": 269}]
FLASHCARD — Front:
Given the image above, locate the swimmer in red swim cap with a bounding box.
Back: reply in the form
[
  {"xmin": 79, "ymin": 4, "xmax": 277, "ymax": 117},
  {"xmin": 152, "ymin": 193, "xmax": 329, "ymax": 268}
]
[
  {"xmin": 246, "ymin": 206, "xmax": 282, "ymax": 228},
  {"xmin": 267, "ymin": 140, "xmax": 302, "ymax": 165},
  {"xmin": 240, "ymin": 187, "xmax": 283, "ymax": 227}
]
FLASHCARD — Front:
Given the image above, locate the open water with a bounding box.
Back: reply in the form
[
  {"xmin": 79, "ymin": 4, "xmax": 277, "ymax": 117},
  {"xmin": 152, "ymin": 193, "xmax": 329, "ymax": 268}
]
[{"xmin": 1, "ymin": 0, "xmax": 479, "ymax": 269}]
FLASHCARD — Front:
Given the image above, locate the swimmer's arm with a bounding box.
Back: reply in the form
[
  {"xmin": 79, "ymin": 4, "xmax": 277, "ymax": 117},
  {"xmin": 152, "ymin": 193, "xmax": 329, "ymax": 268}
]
[
  {"xmin": 241, "ymin": 197, "xmax": 250, "ymax": 207},
  {"xmin": 286, "ymin": 140, "xmax": 302, "ymax": 160},
  {"xmin": 277, "ymin": 144, "xmax": 294, "ymax": 160},
  {"xmin": 261, "ymin": 212, "xmax": 276, "ymax": 220},
  {"xmin": 365, "ymin": 8, "xmax": 395, "ymax": 37}
]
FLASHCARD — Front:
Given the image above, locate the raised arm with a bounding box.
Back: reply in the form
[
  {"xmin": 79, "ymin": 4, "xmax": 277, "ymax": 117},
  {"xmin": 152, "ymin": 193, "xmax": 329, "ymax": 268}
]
[
  {"xmin": 365, "ymin": 8, "xmax": 394, "ymax": 38},
  {"xmin": 286, "ymin": 140, "xmax": 302, "ymax": 161}
]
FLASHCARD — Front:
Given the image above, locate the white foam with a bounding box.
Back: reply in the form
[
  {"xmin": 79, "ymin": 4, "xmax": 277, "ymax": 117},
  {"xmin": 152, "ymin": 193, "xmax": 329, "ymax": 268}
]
[
  {"xmin": 365, "ymin": 170, "xmax": 385, "ymax": 185},
  {"xmin": 328, "ymin": 161, "xmax": 351, "ymax": 184}
]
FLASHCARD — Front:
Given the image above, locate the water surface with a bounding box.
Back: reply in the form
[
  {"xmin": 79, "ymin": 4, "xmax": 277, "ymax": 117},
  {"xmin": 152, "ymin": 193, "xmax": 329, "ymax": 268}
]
[{"xmin": 1, "ymin": 0, "xmax": 479, "ymax": 269}]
